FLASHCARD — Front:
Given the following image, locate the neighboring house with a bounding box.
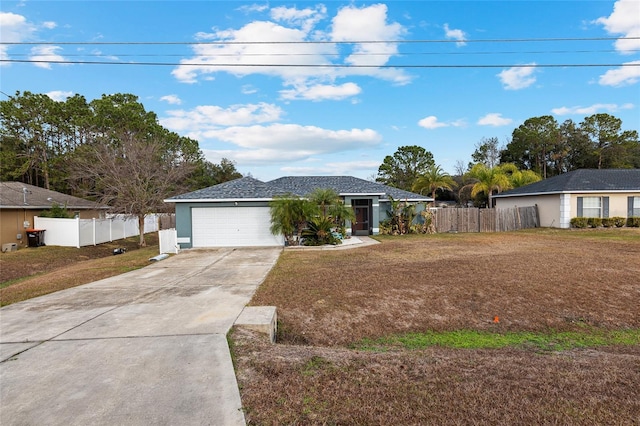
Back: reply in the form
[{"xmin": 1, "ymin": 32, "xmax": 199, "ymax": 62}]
[
  {"xmin": 0, "ymin": 182, "xmax": 108, "ymax": 247},
  {"xmin": 165, "ymin": 176, "xmax": 432, "ymax": 248},
  {"xmin": 493, "ymin": 169, "xmax": 640, "ymax": 229}
]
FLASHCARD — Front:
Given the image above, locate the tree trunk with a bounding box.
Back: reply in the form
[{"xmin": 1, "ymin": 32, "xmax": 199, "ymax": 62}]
[{"xmin": 138, "ymin": 214, "xmax": 147, "ymax": 247}]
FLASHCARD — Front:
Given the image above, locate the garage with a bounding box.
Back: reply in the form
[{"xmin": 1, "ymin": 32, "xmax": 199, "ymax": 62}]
[{"xmin": 191, "ymin": 206, "xmax": 283, "ymax": 247}]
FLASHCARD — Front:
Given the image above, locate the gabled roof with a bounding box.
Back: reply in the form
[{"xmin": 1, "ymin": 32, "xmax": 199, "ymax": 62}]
[
  {"xmin": 268, "ymin": 176, "xmax": 431, "ymax": 201},
  {"xmin": 166, "ymin": 175, "xmax": 432, "ymax": 202},
  {"xmin": 0, "ymin": 182, "xmax": 107, "ymax": 210},
  {"xmin": 494, "ymin": 169, "xmax": 640, "ymax": 198}
]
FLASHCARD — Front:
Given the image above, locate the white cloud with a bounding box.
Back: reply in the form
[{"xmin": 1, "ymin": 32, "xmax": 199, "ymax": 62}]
[
  {"xmin": 497, "ymin": 64, "xmax": 537, "ymax": 90},
  {"xmin": 0, "ymin": 12, "xmax": 36, "ymax": 63},
  {"xmin": 551, "ymin": 103, "xmax": 634, "ymax": 116},
  {"xmin": 161, "ymin": 102, "xmax": 283, "ymax": 132},
  {"xmin": 477, "ymin": 113, "xmax": 513, "ymax": 126},
  {"xmin": 595, "ymin": 0, "xmax": 640, "ymax": 54},
  {"xmin": 201, "ymin": 124, "xmax": 382, "ymax": 165},
  {"xmin": 417, "ymin": 115, "xmax": 465, "ymax": 129},
  {"xmin": 443, "ymin": 23, "xmax": 466, "ymax": 46},
  {"xmin": 29, "ymin": 45, "xmax": 66, "ymax": 69},
  {"xmin": 330, "ymin": 4, "xmax": 409, "ymax": 84},
  {"xmin": 418, "ymin": 116, "xmax": 447, "ymax": 129},
  {"xmin": 46, "ymin": 90, "xmax": 73, "ymax": 101},
  {"xmin": 270, "ymin": 5, "xmax": 326, "ymax": 33},
  {"xmin": 598, "ymin": 61, "xmax": 640, "ymax": 86},
  {"xmin": 173, "ymin": 4, "xmax": 410, "ymax": 90},
  {"xmin": 241, "ymin": 85, "xmax": 258, "ymax": 94},
  {"xmin": 280, "ymin": 82, "xmax": 361, "ymax": 101},
  {"xmin": 42, "ymin": 21, "xmax": 57, "ymax": 29},
  {"xmin": 172, "ymin": 20, "xmax": 332, "ymax": 84},
  {"xmin": 237, "ymin": 4, "xmax": 269, "ymax": 14},
  {"xmin": 160, "ymin": 94, "xmax": 182, "ymax": 105}
]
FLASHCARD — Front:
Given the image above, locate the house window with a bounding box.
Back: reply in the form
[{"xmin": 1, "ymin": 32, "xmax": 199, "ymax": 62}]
[
  {"xmin": 581, "ymin": 197, "xmax": 601, "ymax": 218},
  {"xmin": 630, "ymin": 196, "xmax": 640, "ymax": 217},
  {"xmin": 577, "ymin": 196, "xmax": 609, "ymax": 218}
]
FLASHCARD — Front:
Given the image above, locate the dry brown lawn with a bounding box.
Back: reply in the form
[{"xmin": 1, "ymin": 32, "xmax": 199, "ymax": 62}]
[
  {"xmin": 233, "ymin": 228, "xmax": 640, "ymax": 425},
  {"xmin": 0, "ymin": 234, "xmax": 159, "ymax": 306}
]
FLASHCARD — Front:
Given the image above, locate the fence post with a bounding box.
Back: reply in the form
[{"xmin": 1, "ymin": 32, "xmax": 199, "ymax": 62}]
[{"xmin": 76, "ymin": 217, "xmax": 81, "ymax": 248}]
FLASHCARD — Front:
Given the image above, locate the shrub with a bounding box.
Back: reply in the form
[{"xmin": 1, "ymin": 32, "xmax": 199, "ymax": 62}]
[
  {"xmin": 601, "ymin": 218, "xmax": 615, "ymax": 227},
  {"xmin": 587, "ymin": 217, "xmax": 602, "ymax": 228},
  {"xmin": 612, "ymin": 217, "xmax": 626, "ymax": 228},
  {"xmin": 570, "ymin": 217, "xmax": 588, "ymax": 228},
  {"xmin": 627, "ymin": 217, "xmax": 640, "ymax": 227},
  {"xmin": 39, "ymin": 202, "xmax": 73, "ymax": 218}
]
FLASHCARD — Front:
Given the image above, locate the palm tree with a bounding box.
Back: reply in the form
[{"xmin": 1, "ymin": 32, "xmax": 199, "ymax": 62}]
[
  {"xmin": 308, "ymin": 188, "xmax": 355, "ymax": 242},
  {"xmin": 269, "ymin": 195, "xmax": 313, "ymax": 245},
  {"xmin": 309, "ymin": 188, "xmax": 339, "ymax": 218},
  {"xmin": 412, "ymin": 164, "xmax": 457, "ymax": 206},
  {"xmin": 464, "ymin": 164, "xmax": 513, "ymax": 208},
  {"xmin": 509, "ymin": 169, "xmax": 542, "ymax": 188}
]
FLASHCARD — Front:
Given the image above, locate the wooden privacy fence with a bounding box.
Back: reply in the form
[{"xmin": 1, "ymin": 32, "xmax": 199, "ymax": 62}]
[{"xmin": 432, "ymin": 206, "xmax": 539, "ymax": 233}]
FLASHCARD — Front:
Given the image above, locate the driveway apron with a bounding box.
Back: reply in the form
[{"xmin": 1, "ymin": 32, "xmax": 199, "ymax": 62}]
[{"xmin": 0, "ymin": 247, "xmax": 281, "ymax": 426}]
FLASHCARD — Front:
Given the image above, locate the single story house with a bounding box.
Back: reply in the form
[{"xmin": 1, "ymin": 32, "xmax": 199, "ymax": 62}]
[
  {"xmin": 0, "ymin": 182, "xmax": 109, "ymax": 247},
  {"xmin": 493, "ymin": 169, "xmax": 640, "ymax": 228},
  {"xmin": 165, "ymin": 176, "xmax": 432, "ymax": 248}
]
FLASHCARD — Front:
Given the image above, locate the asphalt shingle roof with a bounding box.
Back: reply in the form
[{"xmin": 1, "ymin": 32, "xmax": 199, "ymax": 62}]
[
  {"xmin": 167, "ymin": 176, "xmax": 291, "ymax": 200},
  {"xmin": 0, "ymin": 182, "xmax": 106, "ymax": 209},
  {"xmin": 167, "ymin": 176, "xmax": 432, "ymax": 201},
  {"xmin": 494, "ymin": 169, "xmax": 640, "ymax": 197},
  {"xmin": 268, "ymin": 176, "xmax": 431, "ymax": 201}
]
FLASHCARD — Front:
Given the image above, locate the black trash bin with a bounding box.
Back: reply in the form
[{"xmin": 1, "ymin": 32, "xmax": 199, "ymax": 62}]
[{"xmin": 26, "ymin": 229, "xmax": 46, "ymax": 247}]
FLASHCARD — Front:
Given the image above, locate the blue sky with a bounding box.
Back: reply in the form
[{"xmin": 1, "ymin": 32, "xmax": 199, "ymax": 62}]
[{"xmin": 1, "ymin": 1, "xmax": 639, "ymax": 181}]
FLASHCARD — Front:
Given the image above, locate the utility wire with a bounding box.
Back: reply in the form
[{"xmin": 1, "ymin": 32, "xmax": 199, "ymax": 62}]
[
  {"xmin": 2, "ymin": 59, "xmax": 638, "ymax": 68},
  {"xmin": 6, "ymin": 49, "xmax": 637, "ymax": 58},
  {"xmin": 2, "ymin": 36, "xmax": 638, "ymax": 45}
]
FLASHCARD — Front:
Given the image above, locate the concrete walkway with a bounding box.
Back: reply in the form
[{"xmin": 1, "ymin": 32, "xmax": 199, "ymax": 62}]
[{"xmin": 0, "ymin": 247, "xmax": 281, "ymax": 426}]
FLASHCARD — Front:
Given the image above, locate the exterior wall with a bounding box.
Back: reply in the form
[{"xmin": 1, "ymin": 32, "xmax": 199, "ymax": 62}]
[
  {"xmin": 495, "ymin": 192, "xmax": 639, "ymax": 229},
  {"xmin": 174, "ymin": 201, "xmax": 271, "ymax": 249},
  {"xmin": 378, "ymin": 200, "xmax": 427, "ymax": 231},
  {"xmin": 495, "ymin": 194, "xmax": 561, "ymax": 228},
  {"xmin": 343, "ymin": 196, "xmax": 380, "ymax": 235},
  {"xmin": 0, "ymin": 208, "xmax": 103, "ymax": 247},
  {"xmin": 570, "ymin": 193, "xmax": 633, "ymax": 219}
]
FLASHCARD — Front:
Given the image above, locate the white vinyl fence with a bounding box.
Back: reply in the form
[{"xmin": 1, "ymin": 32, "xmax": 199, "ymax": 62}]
[
  {"xmin": 34, "ymin": 214, "xmax": 161, "ymax": 248},
  {"xmin": 158, "ymin": 229, "xmax": 179, "ymax": 254}
]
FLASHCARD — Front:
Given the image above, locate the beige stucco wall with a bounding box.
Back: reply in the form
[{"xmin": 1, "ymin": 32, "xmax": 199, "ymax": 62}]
[
  {"xmin": 0, "ymin": 208, "xmax": 103, "ymax": 248},
  {"xmin": 570, "ymin": 193, "xmax": 633, "ymax": 218},
  {"xmin": 495, "ymin": 194, "xmax": 560, "ymax": 228},
  {"xmin": 495, "ymin": 192, "xmax": 638, "ymax": 229}
]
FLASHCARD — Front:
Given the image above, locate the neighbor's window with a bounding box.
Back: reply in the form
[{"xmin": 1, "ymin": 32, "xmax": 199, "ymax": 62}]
[
  {"xmin": 633, "ymin": 197, "xmax": 640, "ymax": 217},
  {"xmin": 581, "ymin": 197, "xmax": 602, "ymax": 218}
]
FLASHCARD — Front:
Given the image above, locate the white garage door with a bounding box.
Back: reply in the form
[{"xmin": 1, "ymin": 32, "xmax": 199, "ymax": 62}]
[{"xmin": 191, "ymin": 207, "xmax": 283, "ymax": 247}]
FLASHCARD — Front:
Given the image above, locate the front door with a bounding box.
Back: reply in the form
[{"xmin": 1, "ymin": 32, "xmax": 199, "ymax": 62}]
[{"xmin": 352, "ymin": 199, "xmax": 371, "ymax": 236}]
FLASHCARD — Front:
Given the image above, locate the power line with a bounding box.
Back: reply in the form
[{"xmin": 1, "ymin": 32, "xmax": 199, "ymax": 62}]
[
  {"xmin": 6, "ymin": 48, "xmax": 637, "ymax": 58},
  {"xmin": 2, "ymin": 59, "xmax": 638, "ymax": 68},
  {"xmin": 2, "ymin": 36, "xmax": 638, "ymax": 46}
]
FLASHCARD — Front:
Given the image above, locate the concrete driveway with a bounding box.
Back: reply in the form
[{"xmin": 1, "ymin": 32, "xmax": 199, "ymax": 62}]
[{"xmin": 0, "ymin": 247, "xmax": 281, "ymax": 426}]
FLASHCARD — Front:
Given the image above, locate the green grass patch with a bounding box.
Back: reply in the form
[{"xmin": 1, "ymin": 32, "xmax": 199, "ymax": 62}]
[{"xmin": 353, "ymin": 329, "xmax": 640, "ymax": 352}]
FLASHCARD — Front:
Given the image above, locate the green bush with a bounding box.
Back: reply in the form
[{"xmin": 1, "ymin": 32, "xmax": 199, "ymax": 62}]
[
  {"xmin": 601, "ymin": 218, "xmax": 615, "ymax": 227},
  {"xmin": 627, "ymin": 217, "xmax": 640, "ymax": 227},
  {"xmin": 612, "ymin": 217, "xmax": 626, "ymax": 227},
  {"xmin": 39, "ymin": 202, "xmax": 73, "ymax": 218},
  {"xmin": 587, "ymin": 217, "xmax": 602, "ymax": 228},
  {"xmin": 570, "ymin": 217, "xmax": 588, "ymax": 228}
]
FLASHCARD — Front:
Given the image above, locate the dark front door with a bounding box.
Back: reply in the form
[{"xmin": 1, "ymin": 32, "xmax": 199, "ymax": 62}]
[{"xmin": 352, "ymin": 199, "xmax": 371, "ymax": 236}]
